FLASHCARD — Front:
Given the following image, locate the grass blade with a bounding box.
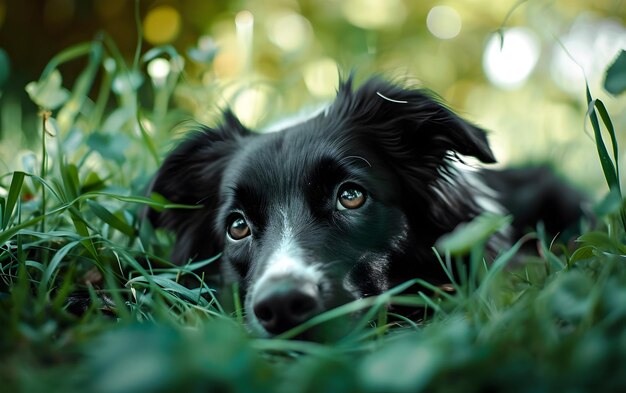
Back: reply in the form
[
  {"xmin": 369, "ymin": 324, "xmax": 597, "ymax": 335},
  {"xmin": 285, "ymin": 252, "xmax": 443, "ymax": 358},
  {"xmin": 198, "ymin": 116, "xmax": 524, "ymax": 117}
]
[
  {"xmin": 278, "ymin": 279, "xmax": 420, "ymax": 340},
  {"xmin": 586, "ymin": 87, "xmax": 620, "ymax": 193},
  {"xmin": 2, "ymin": 171, "xmax": 24, "ymax": 229},
  {"xmin": 40, "ymin": 240, "xmax": 81, "ymax": 293},
  {"xmin": 127, "ymin": 275, "xmax": 212, "ymax": 307},
  {"xmin": 39, "ymin": 42, "xmax": 94, "ymax": 80},
  {"xmin": 69, "ymin": 211, "xmax": 100, "ymax": 262},
  {"xmin": 57, "ymin": 40, "xmax": 103, "ymax": 134},
  {"xmin": 593, "ymin": 100, "xmax": 620, "ymax": 181},
  {"xmin": 86, "ymin": 200, "xmax": 136, "ymax": 237}
]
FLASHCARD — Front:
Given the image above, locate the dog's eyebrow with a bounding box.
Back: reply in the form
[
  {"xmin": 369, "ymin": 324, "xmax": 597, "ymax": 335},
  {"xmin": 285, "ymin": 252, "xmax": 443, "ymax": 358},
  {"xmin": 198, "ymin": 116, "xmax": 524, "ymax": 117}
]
[
  {"xmin": 307, "ymin": 155, "xmax": 372, "ymax": 192},
  {"xmin": 224, "ymin": 183, "xmax": 255, "ymax": 203},
  {"xmin": 221, "ymin": 182, "xmax": 268, "ymax": 224}
]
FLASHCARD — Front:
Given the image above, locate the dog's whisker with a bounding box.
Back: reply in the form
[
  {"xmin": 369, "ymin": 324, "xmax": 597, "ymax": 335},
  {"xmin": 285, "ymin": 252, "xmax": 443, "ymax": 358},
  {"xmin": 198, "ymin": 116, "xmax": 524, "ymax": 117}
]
[
  {"xmin": 376, "ymin": 91, "xmax": 408, "ymax": 104},
  {"xmin": 195, "ymin": 195, "xmax": 212, "ymax": 205}
]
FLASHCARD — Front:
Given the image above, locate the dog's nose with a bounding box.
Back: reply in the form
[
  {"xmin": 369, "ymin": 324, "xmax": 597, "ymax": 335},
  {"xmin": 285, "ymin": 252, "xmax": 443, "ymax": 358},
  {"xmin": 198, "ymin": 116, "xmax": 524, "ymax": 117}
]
[{"xmin": 252, "ymin": 279, "xmax": 322, "ymax": 335}]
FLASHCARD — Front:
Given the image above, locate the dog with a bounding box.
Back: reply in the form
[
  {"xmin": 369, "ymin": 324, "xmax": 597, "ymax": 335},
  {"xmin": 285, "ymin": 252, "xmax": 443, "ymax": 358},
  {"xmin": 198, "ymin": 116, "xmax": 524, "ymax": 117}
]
[{"xmin": 148, "ymin": 77, "xmax": 585, "ymax": 338}]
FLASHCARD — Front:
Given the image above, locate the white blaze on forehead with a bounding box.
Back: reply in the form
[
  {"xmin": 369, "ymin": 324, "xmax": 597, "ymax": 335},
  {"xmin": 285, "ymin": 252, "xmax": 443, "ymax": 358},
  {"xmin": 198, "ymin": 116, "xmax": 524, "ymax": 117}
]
[
  {"xmin": 264, "ymin": 238, "xmax": 305, "ymax": 276},
  {"xmin": 251, "ymin": 210, "xmax": 322, "ymax": 298}
]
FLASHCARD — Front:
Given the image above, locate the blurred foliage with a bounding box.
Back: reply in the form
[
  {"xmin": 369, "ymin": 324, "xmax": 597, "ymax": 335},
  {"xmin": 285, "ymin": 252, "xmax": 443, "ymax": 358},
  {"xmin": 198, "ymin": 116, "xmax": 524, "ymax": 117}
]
[
  {"xmin": 1, "ymin": 0, "xmax": 626, "ymax": 392},
  {"xmin": 0, "ymin": 0, "xmax": 625, "ymax": 192},
  {"xmin": 605, "ymin": 49, "xmax": 626, "ymax": 95}
]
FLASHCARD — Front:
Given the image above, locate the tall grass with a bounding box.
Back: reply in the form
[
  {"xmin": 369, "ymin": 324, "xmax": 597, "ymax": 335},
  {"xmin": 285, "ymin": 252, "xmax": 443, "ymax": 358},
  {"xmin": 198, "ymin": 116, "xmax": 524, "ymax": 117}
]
[{"xmin": 1, "ymin": 30, "xmax": 626, "ymax": 393}]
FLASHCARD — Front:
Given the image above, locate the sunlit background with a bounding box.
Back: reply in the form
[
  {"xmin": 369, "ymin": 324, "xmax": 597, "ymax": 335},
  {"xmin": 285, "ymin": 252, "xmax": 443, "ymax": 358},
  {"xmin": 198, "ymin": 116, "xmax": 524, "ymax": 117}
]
[{"xmin": 0, "ymin": 0, "xmax": 625, "ymax": 194}]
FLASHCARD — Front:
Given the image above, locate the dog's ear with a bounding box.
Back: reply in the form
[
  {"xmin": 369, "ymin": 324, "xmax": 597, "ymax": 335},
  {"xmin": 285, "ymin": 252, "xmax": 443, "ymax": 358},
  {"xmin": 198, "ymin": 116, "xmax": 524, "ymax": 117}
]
[
  {"xmin": 334, "ymin": 78, "xmax": 495, "ymax": 182},
  {"xmin": 147, "ymin": 111, "xmax": 249, "ymax": 264}
]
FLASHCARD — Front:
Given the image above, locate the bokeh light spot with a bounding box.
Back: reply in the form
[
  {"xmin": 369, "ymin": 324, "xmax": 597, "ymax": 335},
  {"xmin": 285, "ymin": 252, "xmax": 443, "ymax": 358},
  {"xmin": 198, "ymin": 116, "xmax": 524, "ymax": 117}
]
[
  {"xmin": 147, "ymin": 58, "xmax": 170, "ymax": 86},
  {"xmin": 304, "ymin": 58, "xmax": 339, "ymax": 97},
  {"xmin": 342, "ymin": 0, "xmax": 406, "ymax": 30},
  {"xmin": 236, "ymin": 10, "xmax": 254, "ymax": 71},
  {"xmin": 144, "ymin": 6, "xmax": 181, "ymax": 45},
  {"xmin": 426, "ymin": 6, "xmax": 462, "ymax": 40},
  {"xmin": 235, "ymin": 10, "xmax": 254, "ymax": 31},
  {"xmin": 268, "ymin": 12, "xmax": 312, "ymax": 52},
  {"xmin": 482, "ymin": 28, "xmax": 540, "ymax": 89},
  {"xmin": 233, "ymin": 87, "xmax": 271, "ymax": 128}
]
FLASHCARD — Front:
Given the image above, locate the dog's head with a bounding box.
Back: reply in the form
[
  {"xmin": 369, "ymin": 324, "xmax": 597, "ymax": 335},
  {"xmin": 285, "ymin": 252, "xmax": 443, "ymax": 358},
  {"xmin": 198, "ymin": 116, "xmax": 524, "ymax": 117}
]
[{"xmin": 149, "ymin": 77, "xmax": 495, "ymax": 338}]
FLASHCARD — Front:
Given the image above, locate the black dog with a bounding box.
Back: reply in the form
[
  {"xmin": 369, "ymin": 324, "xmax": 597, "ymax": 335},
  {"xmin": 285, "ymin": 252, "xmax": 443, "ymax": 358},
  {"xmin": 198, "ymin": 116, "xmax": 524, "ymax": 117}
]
[{"xmin": 148, "ymin": 77, "xmax": 584, "ymax": 338}]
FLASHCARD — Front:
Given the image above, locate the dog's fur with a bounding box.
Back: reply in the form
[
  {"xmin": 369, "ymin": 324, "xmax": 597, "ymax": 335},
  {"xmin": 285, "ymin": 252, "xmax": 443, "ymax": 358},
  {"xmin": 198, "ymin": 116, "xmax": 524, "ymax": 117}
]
[{"xmin": 148, "ymin": 77, "xmax": 584, "ymax": 338}]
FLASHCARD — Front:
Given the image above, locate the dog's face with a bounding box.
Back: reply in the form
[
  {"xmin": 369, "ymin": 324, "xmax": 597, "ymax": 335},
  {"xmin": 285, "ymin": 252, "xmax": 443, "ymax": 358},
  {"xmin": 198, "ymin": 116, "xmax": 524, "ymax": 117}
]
[
  {"xmin": 149, "ymin": 78, "xmax": 495, "ymax": 338},
  {"xmin": 216, "ymin": 127, "xmax": 414, "ymax": 337}
]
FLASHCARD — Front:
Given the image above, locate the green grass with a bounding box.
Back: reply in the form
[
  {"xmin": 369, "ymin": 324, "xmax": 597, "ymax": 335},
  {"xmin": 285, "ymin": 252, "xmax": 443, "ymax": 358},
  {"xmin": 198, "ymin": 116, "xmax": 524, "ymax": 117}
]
[{"xmin": 1, "ymin": 33, "xmax": 626, "ymax": 392}]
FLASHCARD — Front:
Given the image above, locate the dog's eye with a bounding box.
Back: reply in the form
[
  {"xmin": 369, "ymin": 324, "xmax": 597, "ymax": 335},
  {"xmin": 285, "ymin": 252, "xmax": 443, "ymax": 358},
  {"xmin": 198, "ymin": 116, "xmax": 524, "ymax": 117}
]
[
  {"xmin": 227, "ymin": 215, "xmax": 251, "ymax": 240},
  {"xmin": 336, "ymin": 185, "xmax": 366, "ymax": 210}
]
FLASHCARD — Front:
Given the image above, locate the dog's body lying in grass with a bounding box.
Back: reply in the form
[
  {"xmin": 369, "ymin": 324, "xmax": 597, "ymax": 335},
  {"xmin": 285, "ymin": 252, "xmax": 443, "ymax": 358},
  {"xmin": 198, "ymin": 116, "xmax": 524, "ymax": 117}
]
[{"xmin": 148, "ymin": 77, "xmax": 585, "ymax": 338}]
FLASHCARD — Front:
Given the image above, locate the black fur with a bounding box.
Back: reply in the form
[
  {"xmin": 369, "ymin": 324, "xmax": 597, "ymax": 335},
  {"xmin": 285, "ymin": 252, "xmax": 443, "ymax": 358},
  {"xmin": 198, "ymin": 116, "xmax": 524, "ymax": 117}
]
[{"xmin": 148, "ymin": 77, "xmax": 584, "ymax": 337}]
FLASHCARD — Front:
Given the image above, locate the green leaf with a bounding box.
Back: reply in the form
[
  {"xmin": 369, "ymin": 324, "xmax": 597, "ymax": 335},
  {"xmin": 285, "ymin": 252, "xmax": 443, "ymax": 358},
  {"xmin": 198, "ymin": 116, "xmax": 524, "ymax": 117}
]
[
  {"xmin": 87, "ymin": 132, "xmax": 130, "ymax": 164},
  {"xmin": 179, "ymin": 253, "xmax": 222, "ymax": 272},
  {"xmin": 127, "ymin": 275, "xmax": 210, "ymax": 306},
  {"xmin": 61, "ymin": 163, "xmax": 80, "ymax": 201},
  {"xmin": 146, "ymin": 192, "xmax": 169, "ymax": 212},
  {"xmin": 25, "ymin": 69, "xmax": 70, "ymax": 109},
  {"xmin": 577, "ymin": 231, "xmax": 623, "ymax": 253},
  {"xmin": 436, "ymin": 213, "xmax": 512, "ymax": 256},
  {"xmin": 112, "ymin": 71, "xmax": 144, "ymax": 94},
  {"xmin": 278, "ymin": 279, "xmax": 421, "ymax": 340},
  {"xmin": 136, "ymin": 109, "xmax": 161, "ymax": 166},
  {"xmin": 536, "ymin": 223, "xmax": 566, "ymax": 272},
  {"xmin": 82, "ymin": 191, "xmax": 201, "ymax": 211},
  {"xmin": 101, "ymin": 107, "xmax": 134, "ymax": 134},
  {"xmin": 2, "ymin": 171, "xmax": 25, "ymax": 230},
  {"xmin": 86, "ymin": 200, "xmax": 136, "ymax": 237},
  {"xmin": 594, "ymin": 99, "xmax": 620, "ymax": 184},
  {"xmin": 142, "ymin": 45, "xmax": 181, "ymax": 64},
  {"xmin": 25, "ymin": 260, "xmax": 45, "ymax": 271},
  {"xmin": 586, "ymin": 88, "xmax": 620, "ymax": 193},
  {"xmin": 81, "ymin": 171, "xmax": 107, "ymax": 193},
  {"xmin": 569, "ymin": 245, "xmax": 595, "ymax": 265},
  {"xmin": 56, "ymin": 40, "xmax": 103, "ymax": 134},
  {"xmin": 478, "ymin": 234, "xmax": 528, "ymax": 295},
  {"xmin": 69, "ymin": 211, "xmax": 99, "ymax": 261},
  {"xmin": 604, "ymin": 49, "xmax": 626, "ymax": 95},
  {"xmin": 39, "ymin": 41, "xmax": 95, "ymax": 80},
  {"xmin": 0, "ymin": 215, "xmax": 45, "ymax": 245},
  {"xmin": 41, "ymin": 240, "xmax": 81, "ymax": 291},
  {"xmin": 187, "ymin": 45, "xmax": 219, "ymax": 64},
  {"xmin": 594, "ymin": 187, "xmax": 623, "ymax": 217}
]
